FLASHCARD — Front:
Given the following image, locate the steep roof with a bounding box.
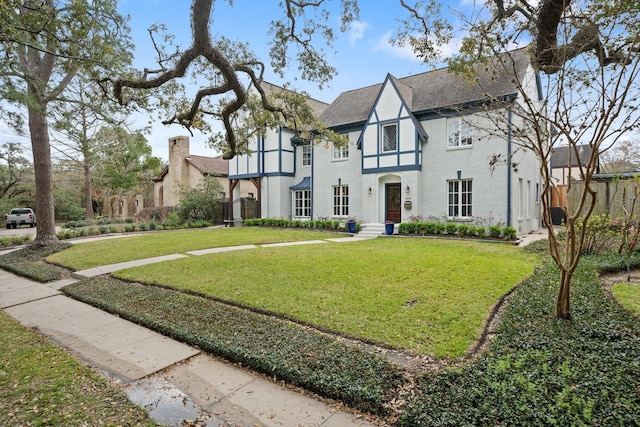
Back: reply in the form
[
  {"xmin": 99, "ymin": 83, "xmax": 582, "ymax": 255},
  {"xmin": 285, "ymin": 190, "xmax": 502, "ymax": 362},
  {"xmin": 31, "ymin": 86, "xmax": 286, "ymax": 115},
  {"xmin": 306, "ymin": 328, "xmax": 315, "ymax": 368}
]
[
  {"xmin": 257, "ymin": 81, "xmax": 329, "ymax": 116},
  {"xmin": 320, "ymin": 49, "xmax": 531, "ymax": 128},
  {"xmin": 551, "ymin": 145, "xmax": 594, "ymax": 168},
  {"xmin": 186, "ymin": 155, "xmax": 228, "ymax": 176}
]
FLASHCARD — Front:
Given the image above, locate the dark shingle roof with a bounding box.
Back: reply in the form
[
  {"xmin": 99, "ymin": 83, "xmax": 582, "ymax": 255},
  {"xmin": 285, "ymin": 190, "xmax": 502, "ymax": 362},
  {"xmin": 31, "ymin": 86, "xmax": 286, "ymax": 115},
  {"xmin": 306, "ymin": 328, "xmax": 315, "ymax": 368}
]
[
  {"xmin": 320, "ymin": 49, "xmax": 531, "ymax": 128},
  {"xmin": 258, "ymin": 81, "xmax": 329, "ymax": 116},
  {"xmin": 551, "ymin": 145, "xmax": 593, "ymax": 168}
]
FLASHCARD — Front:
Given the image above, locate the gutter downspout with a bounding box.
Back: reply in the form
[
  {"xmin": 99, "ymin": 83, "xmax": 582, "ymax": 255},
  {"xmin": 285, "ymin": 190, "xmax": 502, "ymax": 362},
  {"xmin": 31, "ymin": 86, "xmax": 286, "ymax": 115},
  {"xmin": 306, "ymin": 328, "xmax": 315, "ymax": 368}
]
[
  {"xmin": 506, "ymin": 96, "xmax": 513, "ymax": 227},
  {"xmin": 310, "ymin": 144, "xmax": 314, "ymax": 219}
]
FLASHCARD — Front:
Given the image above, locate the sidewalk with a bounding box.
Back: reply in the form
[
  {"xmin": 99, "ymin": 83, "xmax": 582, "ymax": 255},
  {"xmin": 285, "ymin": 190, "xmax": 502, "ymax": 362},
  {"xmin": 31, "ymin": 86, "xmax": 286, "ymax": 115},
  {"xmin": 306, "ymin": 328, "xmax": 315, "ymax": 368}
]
[{"xmin": 0, "ymin": 239, "xmax": 380, "ymax": 426}]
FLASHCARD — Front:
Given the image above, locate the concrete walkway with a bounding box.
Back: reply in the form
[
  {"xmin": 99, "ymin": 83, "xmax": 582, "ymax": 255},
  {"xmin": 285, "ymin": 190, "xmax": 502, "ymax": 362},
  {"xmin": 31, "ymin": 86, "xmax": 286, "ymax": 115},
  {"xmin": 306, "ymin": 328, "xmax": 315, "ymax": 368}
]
[{"xmin": 0, "ymin": 237, "xmax": 380, "ymax": 427}]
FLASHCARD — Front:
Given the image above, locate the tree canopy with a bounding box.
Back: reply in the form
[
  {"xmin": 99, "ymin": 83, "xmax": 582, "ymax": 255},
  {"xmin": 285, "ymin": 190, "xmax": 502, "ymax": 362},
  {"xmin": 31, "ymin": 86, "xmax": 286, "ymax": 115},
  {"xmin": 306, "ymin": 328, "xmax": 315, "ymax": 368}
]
[
  {"xmin": 395, "ymin": 0, "xmax": 640, "ymax": 320},
  {"xmin": 0, "ymin": 0, "xmax": 133, "ymax": 246},
  {"xmin": 106, "ymin": 0, "xmax": 357, "ymax": 159}
]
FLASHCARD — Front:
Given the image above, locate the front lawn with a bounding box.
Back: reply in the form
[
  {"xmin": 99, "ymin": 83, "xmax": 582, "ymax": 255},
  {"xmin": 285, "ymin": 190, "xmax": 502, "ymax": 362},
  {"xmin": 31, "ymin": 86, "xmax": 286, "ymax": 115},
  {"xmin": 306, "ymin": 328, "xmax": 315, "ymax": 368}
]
[
  {"xmin": 47, "ymin": 227, "xmax": 345, "ymax": 270},
  {"xmin": 112, "ymin": 238, "xmax": 537, "ymax": 358},
  {"xmin": 398, "ymin": 254, "xmax": 640, "ymax": 426},
  {"xmin": 2, "ymin": 231, "xmax": 638, "ymax": 424}
]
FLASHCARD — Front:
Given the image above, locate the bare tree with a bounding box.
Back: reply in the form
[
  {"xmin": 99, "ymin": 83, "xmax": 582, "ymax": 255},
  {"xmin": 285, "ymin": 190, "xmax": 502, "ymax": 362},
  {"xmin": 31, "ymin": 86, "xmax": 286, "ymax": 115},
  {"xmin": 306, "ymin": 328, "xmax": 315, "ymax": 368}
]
[
  {"xmin": 396, "ymin": 0, "xmax": 640, "ymax": 319},
  {"xmin": 600, "ymin": 138, "xmax": 640, "ymax": 173},
  {"xmin": 107, "ymin": 0, "xmax": 356, "ymax": 160}
]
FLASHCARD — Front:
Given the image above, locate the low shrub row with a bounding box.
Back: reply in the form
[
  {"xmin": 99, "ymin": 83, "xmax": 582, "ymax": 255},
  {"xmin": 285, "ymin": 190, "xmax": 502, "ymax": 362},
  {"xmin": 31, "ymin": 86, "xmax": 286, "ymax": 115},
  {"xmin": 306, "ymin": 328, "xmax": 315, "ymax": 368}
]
[
  {"xmin": 63, "ymin": 277, "xmax": 402, "ymax": 415},
  {"xmin": 0, "ymin": 243, "xmax": 71, "ymax": 282},
  {"xmin": 398, "ymin": 251, "xmax": 640, "ymax": 426},
  {"xmin": 0, "ymin": 235, "xmax": 31, "ymax": 248},
  {"xmin": 56, "ymin": 220, "xmax": 210, "ymax": 240},
  {"xmin": 398, "ymin": 221, "xmax": 517, "ymax": 241},
  {"xmin": 243, "ymin": 217, "xmax": 359, "ymax": 232}
]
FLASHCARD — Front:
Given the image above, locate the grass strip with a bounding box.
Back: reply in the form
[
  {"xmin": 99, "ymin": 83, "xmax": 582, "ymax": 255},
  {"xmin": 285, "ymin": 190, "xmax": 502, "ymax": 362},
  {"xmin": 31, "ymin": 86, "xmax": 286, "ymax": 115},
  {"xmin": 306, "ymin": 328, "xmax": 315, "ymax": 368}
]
[
  {"xmin": 0, "ymin": 243, "xmax": 71, "ymax": 282},
  {"xmin": 47, "ymin": 228, "xmax": 345, "ymax": 270},
  {"xmin": 0, "ymin": 311, "xmax": 156, "ymax": 426},
  {"xmin": 63, "ymin": 277, "xmax": 404, "ymax": 415},
  {"xmin": 398, "ymin": 252, "xmax": 640, "ymax": 426}
]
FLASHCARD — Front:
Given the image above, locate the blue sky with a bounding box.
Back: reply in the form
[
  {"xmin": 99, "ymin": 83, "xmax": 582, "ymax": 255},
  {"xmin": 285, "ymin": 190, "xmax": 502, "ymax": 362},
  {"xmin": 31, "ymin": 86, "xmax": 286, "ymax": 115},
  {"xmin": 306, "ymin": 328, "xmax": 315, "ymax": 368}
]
[
  {"xmin": 0, "ymin": 0, "xmax": 466, "ymax": 161},
  {"xmin": 117, "ymin": 0, "xmax": 465, "ymax": 160}
]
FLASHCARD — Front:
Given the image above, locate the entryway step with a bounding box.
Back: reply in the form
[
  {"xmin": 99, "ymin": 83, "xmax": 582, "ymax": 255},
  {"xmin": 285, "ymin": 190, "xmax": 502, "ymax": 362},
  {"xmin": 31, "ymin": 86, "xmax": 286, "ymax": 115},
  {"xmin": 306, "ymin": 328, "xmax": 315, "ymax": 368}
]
[{"xmin": 357, "ymin": 223, "xmax": 388, "ymax": 237}]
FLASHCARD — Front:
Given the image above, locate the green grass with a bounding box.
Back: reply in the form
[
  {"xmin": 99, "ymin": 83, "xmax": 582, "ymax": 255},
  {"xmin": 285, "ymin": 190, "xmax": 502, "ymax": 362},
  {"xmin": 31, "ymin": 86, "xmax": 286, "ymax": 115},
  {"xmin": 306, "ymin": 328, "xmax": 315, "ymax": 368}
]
[
  {"xmin": 63, "ymin": 277, "xmax": 402, "ymax": 415},
  {"xmin": 3, "ymin": 233, "xmax": 638, "ymax": 423},
  {"xmin": 114, "ymin": 238, "xmax": 536, "ymax": 358},
  {"xmin": 612, "ymin": 282, "xmax": 640, "ymax": 316},
  {"xmin": 47, "ymin": 227, "xmax": 345, "ymax": 270},
  {"xmin": 0, "ymin": 311, "xmax": 156, "ymax": 426},
  {"xmin": 398, "ymin": 255, "xmax": 640, "ymax": 426}
]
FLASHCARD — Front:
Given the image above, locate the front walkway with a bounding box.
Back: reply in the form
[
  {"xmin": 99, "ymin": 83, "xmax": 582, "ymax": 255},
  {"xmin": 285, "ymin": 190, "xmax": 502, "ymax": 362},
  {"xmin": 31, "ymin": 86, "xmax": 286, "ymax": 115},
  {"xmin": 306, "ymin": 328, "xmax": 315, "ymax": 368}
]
[{"xmin": 1, "ymin": 236, "xmax": 380, "ymax": 427}]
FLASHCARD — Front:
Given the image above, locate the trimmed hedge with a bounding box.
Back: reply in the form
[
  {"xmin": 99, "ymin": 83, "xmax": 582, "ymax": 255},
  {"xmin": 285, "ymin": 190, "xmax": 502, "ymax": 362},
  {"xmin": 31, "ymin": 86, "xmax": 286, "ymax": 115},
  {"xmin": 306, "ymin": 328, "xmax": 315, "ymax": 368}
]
[
  {"xmin": 244, "ymin": 217, "xmax": 360, "ymax": 232},
  {"xmin": 0, "ymin": 235, "xmax": 30, "ymax": 248},
  {"xmin": 63, "ymin": 278, "xmax": 402, "ymax": 415},
  {"xmin": 56, "ymin": 220, "xmax": 210, "ymax": 240},
  {"xmin": 398, "ymin": 221, "xmax": 517, "ymax": 241},
  {"xmin": 0, "ymin": 243, "xmax": 71, "ymax": 282},
  {"xmin": 398, "ymin": 252, "xmax": 640, "ymax": 426}
]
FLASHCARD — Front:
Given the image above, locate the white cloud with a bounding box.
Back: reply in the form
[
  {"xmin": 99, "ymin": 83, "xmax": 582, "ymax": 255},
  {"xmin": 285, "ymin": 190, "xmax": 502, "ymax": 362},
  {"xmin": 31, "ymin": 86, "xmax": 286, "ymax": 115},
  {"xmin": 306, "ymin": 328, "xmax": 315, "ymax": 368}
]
[
  {"xmin": 349, "ymin": 21, "xmax": 369, "ymax": 46},
  {"xmin": 372, "ymin": 30, "xmax": 421, "ymax": 62}
]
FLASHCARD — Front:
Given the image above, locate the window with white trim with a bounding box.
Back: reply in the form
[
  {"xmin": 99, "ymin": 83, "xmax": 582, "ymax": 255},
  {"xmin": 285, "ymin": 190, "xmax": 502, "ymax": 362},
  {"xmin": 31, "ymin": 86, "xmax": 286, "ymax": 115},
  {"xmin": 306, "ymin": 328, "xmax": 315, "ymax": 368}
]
[
  {"xmin": 294, "ymin": 190, "xmax": 311, "ymax": 218},
  {"xmin": 382, "ymin": 123, "xmax": 397, "ymax": 152},
  {"xmin": 447, "ymin": 117, "xmax": 473, "ymax": 148},
  {"xmin": 448, "ymin": 179, "xmax": 472, "ymax": 217},
  {"xmin": 333, "ymin": 142, "xmax": 348, "ymax": 160},
  {"xmin": 302, "ymin": 145, "xmax": 311, "ymax": 167},
  {"xmin": 332, "ymin": 185, "xmax": 349, "ymax": 217}
]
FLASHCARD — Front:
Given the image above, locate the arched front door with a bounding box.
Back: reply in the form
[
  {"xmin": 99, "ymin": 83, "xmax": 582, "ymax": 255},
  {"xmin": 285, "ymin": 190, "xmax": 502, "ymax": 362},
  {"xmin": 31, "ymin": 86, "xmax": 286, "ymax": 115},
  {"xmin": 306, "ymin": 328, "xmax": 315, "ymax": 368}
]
[{"xmin": 385, "ymin": 183, "xmax": 401, "ymax": 223}]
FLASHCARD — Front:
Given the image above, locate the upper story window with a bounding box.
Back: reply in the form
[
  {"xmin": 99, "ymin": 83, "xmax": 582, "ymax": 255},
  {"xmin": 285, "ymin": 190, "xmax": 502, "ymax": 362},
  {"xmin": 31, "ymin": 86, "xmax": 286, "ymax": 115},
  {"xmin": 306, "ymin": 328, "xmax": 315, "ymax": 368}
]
[
  {"xmin": 447, "ymin": 117, "xmax": 473, "ymax": 148},
  {"xmin": 382, "ymin": 123, "xmax": 397, "ymax": 152},
  {"xmin": 302, "ymin": 145, "xmax": 311, "ymax": 167},
  {"xmin": 333, "ymin": 142, "xmax": 349, "ymax": 160}
]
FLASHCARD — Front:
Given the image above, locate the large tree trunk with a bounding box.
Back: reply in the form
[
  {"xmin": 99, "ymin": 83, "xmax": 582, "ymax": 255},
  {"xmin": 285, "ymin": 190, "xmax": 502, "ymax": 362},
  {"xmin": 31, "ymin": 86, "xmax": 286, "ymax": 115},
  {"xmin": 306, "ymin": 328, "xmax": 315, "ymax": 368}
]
[
  {"xmin": 28, "ymin": 105, "xmax": 59, "ymax": 247},
  {"xmin": 83, "ymin": 153, "xmax": 94, "ymax": 221}
]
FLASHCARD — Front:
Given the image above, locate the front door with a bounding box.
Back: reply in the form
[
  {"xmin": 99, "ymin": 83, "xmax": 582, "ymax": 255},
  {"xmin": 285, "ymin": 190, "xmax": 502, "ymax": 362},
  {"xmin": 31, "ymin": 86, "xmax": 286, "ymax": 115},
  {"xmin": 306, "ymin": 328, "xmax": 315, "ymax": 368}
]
[{"xmin": 385, "ymin": 183, "xmax": 401, "ymax": 223}]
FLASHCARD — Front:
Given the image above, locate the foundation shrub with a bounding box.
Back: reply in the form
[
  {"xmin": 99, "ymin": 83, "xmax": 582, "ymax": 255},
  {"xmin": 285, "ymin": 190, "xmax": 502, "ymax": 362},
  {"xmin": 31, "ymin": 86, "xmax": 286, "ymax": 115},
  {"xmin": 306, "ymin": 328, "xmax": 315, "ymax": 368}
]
[{"xmin": 64, "ymin": 278, "xmax": 404, "ymax": 416}]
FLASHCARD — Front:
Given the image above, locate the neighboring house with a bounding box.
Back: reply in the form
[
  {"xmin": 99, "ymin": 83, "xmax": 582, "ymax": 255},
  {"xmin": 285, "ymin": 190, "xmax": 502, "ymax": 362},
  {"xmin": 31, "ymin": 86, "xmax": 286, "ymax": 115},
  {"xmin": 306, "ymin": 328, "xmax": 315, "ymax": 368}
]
[
  {"xmin": 549, "ymin": 144, "xmax": 599, "ymax": 224},
  {"xmin": 551, "ymin": 144, "xmax": 597, "ymax": 186},
  {"xmin": 229, "ymin": 50, "xmax": 544, "ymax": 234},
  {"xmin": 153, "ymin": 136, "xmax": 232, "ymax": 208}
]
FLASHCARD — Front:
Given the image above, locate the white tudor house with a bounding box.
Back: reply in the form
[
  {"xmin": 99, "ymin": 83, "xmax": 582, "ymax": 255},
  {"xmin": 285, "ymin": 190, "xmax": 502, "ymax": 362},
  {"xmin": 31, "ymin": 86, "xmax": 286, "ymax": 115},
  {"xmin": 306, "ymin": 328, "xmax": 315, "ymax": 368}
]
[{"xmin": 229, "ymin": 50, "xmax": 544, "ymax": 234}]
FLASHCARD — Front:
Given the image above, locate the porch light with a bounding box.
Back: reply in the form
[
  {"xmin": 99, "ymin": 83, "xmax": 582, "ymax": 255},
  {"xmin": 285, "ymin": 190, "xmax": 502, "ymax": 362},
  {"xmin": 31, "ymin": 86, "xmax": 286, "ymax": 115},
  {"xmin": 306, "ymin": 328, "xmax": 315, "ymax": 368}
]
[
  {"xmin": 405, "ymin": 185, "xmax": 410, "ymax": 193},
  {"xmin": 367, "ymin": 187, "xmax": 372, "ymax": 194}
]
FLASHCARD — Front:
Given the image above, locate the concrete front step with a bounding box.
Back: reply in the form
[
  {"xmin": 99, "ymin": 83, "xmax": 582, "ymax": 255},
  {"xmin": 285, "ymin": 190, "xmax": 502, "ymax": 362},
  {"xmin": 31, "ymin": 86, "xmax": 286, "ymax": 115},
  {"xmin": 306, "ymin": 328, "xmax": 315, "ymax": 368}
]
[{"xmin": 358, "ymin": 223, "xmax": 390, "ymax": 237}]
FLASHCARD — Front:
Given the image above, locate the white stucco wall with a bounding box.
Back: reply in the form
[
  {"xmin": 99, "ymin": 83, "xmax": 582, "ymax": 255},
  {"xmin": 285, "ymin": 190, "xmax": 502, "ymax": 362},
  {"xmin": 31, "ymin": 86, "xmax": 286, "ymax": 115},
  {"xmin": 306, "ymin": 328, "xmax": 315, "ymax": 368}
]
[{"xmin": 311, "ymin": 134, "xmax": 363, "ymax": 221}]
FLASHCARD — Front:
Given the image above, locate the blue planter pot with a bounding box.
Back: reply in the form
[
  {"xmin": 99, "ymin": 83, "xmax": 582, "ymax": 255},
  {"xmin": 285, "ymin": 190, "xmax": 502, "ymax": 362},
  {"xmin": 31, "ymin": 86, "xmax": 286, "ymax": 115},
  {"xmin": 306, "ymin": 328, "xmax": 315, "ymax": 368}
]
[
  {"xmin": 385, "ymin": 222, "xmax": 394, "ymax": 235},
  {"xmin": 347, "ymin": 222, "xmax": 357, "ymax": 233}
]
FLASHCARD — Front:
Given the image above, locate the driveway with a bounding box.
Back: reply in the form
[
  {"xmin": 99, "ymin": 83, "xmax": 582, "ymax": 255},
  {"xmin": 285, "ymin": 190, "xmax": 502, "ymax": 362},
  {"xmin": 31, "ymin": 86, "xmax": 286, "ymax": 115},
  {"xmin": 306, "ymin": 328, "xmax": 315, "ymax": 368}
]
[{"xmin": 0, "ymin": 225, "xmax": 62, "ymax": 239}]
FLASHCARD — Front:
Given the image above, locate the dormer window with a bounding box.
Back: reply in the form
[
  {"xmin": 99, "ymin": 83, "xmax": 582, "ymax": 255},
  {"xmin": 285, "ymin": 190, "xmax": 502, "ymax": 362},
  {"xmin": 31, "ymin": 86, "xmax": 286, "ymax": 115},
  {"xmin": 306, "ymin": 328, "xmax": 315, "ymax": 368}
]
[{"xmin": 382, "ymin": 123, "xmax": 397, "ymax": 152}]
